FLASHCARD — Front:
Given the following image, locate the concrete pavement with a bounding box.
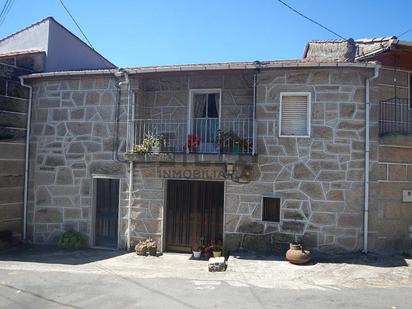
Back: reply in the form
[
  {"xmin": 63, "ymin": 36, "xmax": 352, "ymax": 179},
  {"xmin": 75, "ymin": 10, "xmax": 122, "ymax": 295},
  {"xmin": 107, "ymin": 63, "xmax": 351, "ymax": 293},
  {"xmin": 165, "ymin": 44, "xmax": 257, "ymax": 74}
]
[{"xmin": 0, "ymin": 245, "xmax": 411, "ymax": 308}]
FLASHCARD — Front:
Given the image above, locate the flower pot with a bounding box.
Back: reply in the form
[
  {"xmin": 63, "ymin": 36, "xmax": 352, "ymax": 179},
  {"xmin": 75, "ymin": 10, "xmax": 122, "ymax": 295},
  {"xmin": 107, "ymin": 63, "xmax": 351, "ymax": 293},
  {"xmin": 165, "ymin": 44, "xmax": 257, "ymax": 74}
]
[
  {"xmin": 147, "ymin": 247, "xmax": 157, "ymax": 256},
  {"xmin": 151, "ymin": 146, "xmax": 160, "ymax": 154},
  {"xmin": 286, "ymin": 243, "xmax": 311, "ymax": 265},
  {"xmin": 192, "ymin": 250, "xmax": 202, "ymax": 259},
  {"xmin": 212, "ymin": 251, "xmax": 222, "ymax": 257}
]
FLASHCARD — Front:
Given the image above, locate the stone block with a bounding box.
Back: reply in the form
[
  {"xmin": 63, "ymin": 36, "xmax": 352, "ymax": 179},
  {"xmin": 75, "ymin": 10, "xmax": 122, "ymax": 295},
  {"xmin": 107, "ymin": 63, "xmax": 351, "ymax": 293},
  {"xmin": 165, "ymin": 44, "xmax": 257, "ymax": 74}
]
[
  {"xmin": 330, "ymin": 71, "xmax": 361, "ymax": 85},
  {"xmin": 56, "ymin": 167, "xmax": 73, "ymax": 185},
  {"xmin": 339, "ymin": 103, "xmax": 355, "ymax": 118},
  {"xmin": 52, "ymin": 109, "xmax": 68, "ymax": 121},
  {"xmin": 299, "ymin": 182, "xmax": 324, "ymax": 200},
  {"xmin": 388, "ymin": 165, "xmax": 407, "ymax": 181},
  {"xmin": 224, "ymin": 233, "xmax": 243, "ymax": 251},
  {"xmin": 89, "ymin": 161, "xmax": 125, "ymax": 176},
  {"xmin": 327, "ymin": 190, "xmax": 344, "ymax": 201},
  {"xmin": 337, "ymin": 120, "xmax": 363, "ymax": 130},
  {"xmin": 309, "ymin": 71, "xmax": 329, "ymax": 84},
  {"xmin": 326, "ymin": 143, "xmax": 350, "ymax": 154},
  {"xmin": 310, "ymin": 212, "xmax": 336, "ymax": 226},
  {"xmin": 317, "ymin": 171, "xmax": 345, "ymax": 181},
  {"xmin": 293, "ymin": 163, "xmax": 315, "ymax": 180},
  {"xmin": 243, "ymin": 234, "xmax": 273, "ymax": 252},
  {"xmin": 317, "ymin": 92, "xmax": 350, "ymax": 102},
  {"xmin": 311, "ymin": 201, "xmax": 344, "ymax": 212},
  {"xmin": 67, "ymin": 122, "xmax": 92, "ymax": 136},
  {"xmin": 237, "ymin": 217, "xmax": 264, "ymax": 234},
  {"xmin": 286, "ymin": 71, "xmax": 309, "ymax": 84},
  {"xmin": 35, "ymin": 207, "xmax": 63, "ymax": 223},
  {"xmin": 337, "ymin": 213, "xmax": 362, "ymax": 228},
  {"xmin": 64, "ymin": 208, "xmax": 81, "ymax": 220},
  {"xmin": 68, "ymin": 142, "xmax": 85, "ymax": 153},
  {"xmin": 36, "ymin": 187, "xmax": 51, "ymax": 205},
  {"xmin": 280, "ymin": 221, "xmax": 305, "ymax": 234},
  {"xmin": 70, "ymin": 108, "xmax": 85, "ymax": 120},
  {"xmin": 282, "ymin": 210, "xmax": 305, "ymax": 221},
  {"xmin": 208, "ymin": 257, "xmax": 226, "ymax": 272}
]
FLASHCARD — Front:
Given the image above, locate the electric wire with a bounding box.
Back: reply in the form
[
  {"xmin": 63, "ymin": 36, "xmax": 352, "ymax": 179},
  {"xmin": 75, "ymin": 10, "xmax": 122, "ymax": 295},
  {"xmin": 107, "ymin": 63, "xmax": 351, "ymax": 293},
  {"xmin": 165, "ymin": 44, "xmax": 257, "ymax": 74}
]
[
  {"xmin": 57, "ymin": 0, "xmax": 113, "ymax": 69},
  {"xmin": 0, "ymin": 0, "xmax": 14, "ymax": 28},
  {"xmin": 397, "ymin": 27, "xmax": 412, "ymax": 39},
  {"xmin": 276, "ymin": 0, "xmax": 346, "ymax": 40}
]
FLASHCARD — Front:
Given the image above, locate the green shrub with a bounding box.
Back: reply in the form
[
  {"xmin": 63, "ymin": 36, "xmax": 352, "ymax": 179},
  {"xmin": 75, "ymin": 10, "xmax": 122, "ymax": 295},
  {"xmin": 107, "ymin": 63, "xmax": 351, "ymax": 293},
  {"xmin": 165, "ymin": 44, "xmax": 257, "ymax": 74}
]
[{"xmin": 57, "ymin": 230, "xmax": 87, "ymax": 250}]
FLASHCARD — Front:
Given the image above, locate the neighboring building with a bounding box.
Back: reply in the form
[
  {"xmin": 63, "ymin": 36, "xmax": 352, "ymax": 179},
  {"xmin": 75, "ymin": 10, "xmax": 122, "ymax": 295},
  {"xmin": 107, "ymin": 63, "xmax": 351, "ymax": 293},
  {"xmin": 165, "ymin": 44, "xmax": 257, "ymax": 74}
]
[
  {"xmin": 0, "ymin": 17, "xmax": 115, "ymax": 245},
  {"xmin": 0, "ymin": 17, "xmax": 115, "ymax": 72},
  {"xmin": 10, "ymin": 20, "xmax": 412, "ymax": 253},
  {"xmin": 0, "ymin": 50, "xmax": 44, "ymax": 244}
]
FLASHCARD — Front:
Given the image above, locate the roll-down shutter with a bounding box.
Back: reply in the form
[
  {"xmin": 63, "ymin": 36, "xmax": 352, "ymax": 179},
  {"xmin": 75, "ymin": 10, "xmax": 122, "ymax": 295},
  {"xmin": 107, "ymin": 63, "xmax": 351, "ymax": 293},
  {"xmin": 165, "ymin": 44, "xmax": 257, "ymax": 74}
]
[{"xmin": 280, "ymin": 95, "xmax": 309, "ymax": 136}]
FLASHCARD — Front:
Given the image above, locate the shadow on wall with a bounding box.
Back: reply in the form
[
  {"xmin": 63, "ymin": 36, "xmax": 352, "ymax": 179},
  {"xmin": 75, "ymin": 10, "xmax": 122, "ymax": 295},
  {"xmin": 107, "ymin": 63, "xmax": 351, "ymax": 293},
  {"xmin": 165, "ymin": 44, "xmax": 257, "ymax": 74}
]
[{"xmin": 0, "ymin": 244, "xmax": 126, "ymax": 265}]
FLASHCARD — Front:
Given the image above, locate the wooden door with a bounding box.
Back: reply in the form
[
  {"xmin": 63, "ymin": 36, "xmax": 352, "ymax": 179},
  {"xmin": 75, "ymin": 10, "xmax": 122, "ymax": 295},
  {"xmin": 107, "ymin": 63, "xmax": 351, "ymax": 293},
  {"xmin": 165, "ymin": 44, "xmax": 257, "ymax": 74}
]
[
  {"xmin": 166, "ymin": 180, "xmax": 224, "ymax": 253},
  {"xmin": 94, "ymin": 178, "xmax": 119, "ymax": 248}
]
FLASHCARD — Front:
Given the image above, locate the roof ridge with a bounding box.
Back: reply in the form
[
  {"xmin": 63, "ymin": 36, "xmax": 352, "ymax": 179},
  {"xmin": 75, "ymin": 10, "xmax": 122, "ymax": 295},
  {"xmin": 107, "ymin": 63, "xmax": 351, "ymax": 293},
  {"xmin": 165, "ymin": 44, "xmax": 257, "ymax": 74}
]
[{"xmin": 0, "ymin": 16, "xmax": 54, "ymax": 45}]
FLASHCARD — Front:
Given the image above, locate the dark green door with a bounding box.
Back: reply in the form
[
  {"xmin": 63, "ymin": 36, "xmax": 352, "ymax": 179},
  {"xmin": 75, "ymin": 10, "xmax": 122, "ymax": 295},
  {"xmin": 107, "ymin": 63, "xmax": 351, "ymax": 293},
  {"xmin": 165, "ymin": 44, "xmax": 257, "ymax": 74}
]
[{"xmin": 95, "ymin": 178, "xmax": 119, "ymax": 248}]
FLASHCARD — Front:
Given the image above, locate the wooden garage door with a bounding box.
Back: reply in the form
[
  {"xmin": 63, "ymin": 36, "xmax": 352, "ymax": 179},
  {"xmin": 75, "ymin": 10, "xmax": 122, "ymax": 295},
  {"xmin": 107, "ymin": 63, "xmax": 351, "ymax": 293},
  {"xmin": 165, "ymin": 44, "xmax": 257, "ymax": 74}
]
[{"xmin": 166, "ymin": 180, "xmax": 224, "ymax": 253}]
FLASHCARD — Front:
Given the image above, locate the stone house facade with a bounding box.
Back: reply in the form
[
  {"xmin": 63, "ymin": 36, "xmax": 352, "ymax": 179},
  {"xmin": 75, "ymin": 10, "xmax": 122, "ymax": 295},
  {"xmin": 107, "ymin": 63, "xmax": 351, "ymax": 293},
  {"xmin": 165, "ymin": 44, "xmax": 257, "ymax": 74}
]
[
  {"xmin": 0, "ymin": 17, "xmax": 116, "ymax": 245},
  {"xmin": 18, "ymin": 37, "xmax": 412, "ymax": 254}
]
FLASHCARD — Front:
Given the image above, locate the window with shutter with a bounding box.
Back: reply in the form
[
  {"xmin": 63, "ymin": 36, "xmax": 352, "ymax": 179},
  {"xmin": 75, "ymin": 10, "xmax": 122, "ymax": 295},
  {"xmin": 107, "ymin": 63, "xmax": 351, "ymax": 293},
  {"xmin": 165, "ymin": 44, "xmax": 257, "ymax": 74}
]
[{"xmin": 279, "ymin": 92, "xmax": 311, "ymax": 137}]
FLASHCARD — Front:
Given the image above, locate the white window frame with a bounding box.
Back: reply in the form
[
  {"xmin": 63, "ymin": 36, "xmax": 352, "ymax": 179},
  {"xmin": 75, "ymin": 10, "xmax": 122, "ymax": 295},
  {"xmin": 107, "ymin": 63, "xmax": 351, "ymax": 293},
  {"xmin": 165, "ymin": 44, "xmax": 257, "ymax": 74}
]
[
  {"xmin": 187, "ymin": 89, "xmax": 222, "ymax": 152},
  {"xmin": 279, "ymin": 92, "xmax": 311, "ymax": 138}
]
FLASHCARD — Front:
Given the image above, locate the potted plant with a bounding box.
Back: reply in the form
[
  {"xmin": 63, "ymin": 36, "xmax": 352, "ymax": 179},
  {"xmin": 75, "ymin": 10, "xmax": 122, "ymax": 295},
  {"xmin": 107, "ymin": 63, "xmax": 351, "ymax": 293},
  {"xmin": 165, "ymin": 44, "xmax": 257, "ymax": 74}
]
[
  {"xmin": 187, "ymin": 134, "xmax": 201, "ymax": 153},
  {"xmin": 135, "ymin": 240, "xmax": 147, "ymax": 256},
  {"xmin": 143, "ymin": 133, "xmax": 163, "ymax": 154},
  {"xmin": 211, "ymin": 241, "xmax": 223, "ymax": 257},
  {"xmin": 216, "ymin": 130, "xmax": 242, "ymax": 154},
  {"xmin": 133, "ymin": 143, "xmax": 148, "ymax": 154},
  {"xmin": 192, "ymin": 238, "xmax": 204, "ymax": 259},
  {"xmin": 145, "ymin": 238, "xmax": 158, "ymax": 256}
]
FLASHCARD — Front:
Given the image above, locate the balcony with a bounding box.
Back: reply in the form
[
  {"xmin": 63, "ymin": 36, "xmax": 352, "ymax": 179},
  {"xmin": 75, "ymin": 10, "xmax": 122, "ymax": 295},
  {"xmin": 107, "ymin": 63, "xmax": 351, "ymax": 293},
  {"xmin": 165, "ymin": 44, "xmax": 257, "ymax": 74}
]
[
  {"xmin": 126, "ymin": 118, "xmax": 255, "ymax": 163},
  {"xmin": 380, "ymin": 97, "xmax": 412, "ymax": 136}
]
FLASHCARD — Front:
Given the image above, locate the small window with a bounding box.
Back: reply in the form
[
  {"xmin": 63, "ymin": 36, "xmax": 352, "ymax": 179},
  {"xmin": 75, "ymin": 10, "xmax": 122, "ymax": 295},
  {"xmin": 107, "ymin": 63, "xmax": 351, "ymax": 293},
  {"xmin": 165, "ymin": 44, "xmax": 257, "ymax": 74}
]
[
  {"xmin": 279, "ymin": 92, "xmax": 311, "ymax": 137},
  {"xmin": 262, "ymin": 196, "xmax": 280, "ymax": 222}
]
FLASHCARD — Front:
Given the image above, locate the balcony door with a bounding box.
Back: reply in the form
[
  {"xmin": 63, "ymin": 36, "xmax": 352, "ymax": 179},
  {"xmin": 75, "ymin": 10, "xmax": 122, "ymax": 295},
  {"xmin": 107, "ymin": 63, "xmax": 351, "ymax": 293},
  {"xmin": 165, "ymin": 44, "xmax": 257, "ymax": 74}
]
[{"xmin": 189, "ymin": 89, "xmax": 221, "ymax": 153}]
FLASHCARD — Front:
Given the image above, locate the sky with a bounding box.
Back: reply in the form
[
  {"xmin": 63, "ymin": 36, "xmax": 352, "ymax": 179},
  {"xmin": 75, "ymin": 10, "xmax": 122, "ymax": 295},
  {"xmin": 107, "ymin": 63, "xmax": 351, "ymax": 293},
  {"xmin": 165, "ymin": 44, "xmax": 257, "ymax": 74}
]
[{"xmin": 3, "ymin": 0, "xmax": 412, "ymax": 67}]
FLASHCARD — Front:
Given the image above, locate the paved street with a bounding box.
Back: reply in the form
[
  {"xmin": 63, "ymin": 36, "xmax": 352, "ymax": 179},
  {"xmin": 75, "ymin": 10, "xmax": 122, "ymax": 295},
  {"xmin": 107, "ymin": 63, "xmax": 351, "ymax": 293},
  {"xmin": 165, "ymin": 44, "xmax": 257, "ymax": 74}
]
[{"xmin": 0, "ymin": 246, "xmax": 411, "ymax": 308}]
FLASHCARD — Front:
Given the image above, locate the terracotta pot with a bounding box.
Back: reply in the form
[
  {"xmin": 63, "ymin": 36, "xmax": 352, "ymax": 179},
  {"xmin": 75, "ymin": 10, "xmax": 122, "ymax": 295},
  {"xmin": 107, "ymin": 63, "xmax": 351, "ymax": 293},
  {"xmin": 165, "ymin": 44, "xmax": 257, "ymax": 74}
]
[{"xmin": 286, "ymin": 243, "xmax": 311, "ymax": 265}]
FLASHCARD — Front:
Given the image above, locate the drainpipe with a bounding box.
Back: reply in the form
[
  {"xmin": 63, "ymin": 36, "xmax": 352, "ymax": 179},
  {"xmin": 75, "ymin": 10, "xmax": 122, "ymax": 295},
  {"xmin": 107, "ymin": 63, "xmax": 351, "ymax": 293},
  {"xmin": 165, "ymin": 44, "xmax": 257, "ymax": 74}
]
[
  {"xmin": 363, "ymin": 65, "xmax": 380, "ymax": 254},
  {"xmin": 115, "ymin": 69, "xmax": 133, "ymax": 250},
  {"xmin": 127, "ymin": 161, "xmax": 133, "ymax": 250},
  {"xmin": 252, "ymin": 73, "xmax": 257, "ymax": 155},
  {"xmin": 19, "ymin": 76, "xmax": 33, "ymax": 242}
]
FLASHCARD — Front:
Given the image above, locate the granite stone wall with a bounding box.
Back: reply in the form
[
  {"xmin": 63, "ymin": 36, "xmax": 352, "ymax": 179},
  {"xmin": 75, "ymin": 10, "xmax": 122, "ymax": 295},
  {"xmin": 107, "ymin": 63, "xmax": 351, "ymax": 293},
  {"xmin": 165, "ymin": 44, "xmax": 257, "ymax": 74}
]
[
  {"xmin": 223, "ymin": 68, "xmax": 374, "ymax": 252},
  {"xmin": 367, "ymin": 67, "xmax": 412, "ymax": 251},
  {"xmin": 28, "ymin": 77, "xmax": 130, "ymax": 246},
  {"xmin": 129, "ymin": 68, "xmax": 376, "ymax": 253},
  {"xmin": 30, "ymin": 67, "xmax": 409, "ymax": 254},
  {"xmin": 138, "ymin": 73, "xmax": 254, "ymax": 121}
]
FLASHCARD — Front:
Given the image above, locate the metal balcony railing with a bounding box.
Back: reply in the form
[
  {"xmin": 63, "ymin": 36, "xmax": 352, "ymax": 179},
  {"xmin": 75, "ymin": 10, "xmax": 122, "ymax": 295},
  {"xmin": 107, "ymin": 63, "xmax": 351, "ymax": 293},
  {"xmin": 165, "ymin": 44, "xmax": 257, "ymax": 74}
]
[
  {"xmin": 132, "ymin": 118, "xmax": 253, "ymax": 154},
  {"xmin": 379, "ymin": 97, "xmax": 412, "ymax": 136}
]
